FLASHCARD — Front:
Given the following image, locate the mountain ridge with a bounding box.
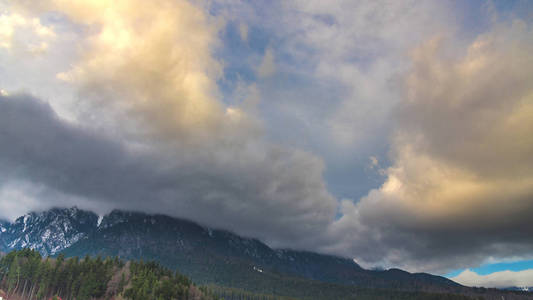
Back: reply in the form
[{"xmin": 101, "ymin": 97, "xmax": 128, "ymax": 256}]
[
  {"xmin": 0, "ymin": 207, "xmax": 97, "ymax": 256},
  {"xmin": 0, "ymin": 208, "xmax": 457, "ymax": 287},
  {"xmin": 2, "ymin": 207, "xmax": 530, "ymax": 299}
]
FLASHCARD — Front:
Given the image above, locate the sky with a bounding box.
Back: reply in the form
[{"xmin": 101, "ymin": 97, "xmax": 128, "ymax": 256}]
[{"xmin": 0, "ymin": 0, "xmax": 532, "ymax": 289}]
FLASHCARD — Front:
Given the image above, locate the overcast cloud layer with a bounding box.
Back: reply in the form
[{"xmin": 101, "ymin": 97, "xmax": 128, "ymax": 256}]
[{"xmin": 0, "ymin": 0, "xmax": 532, "ymax": 279}]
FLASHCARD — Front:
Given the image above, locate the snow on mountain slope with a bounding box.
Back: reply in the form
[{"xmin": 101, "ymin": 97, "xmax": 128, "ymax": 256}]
[{"xmin": 0, "ymin": 207, "xmax": 98, "ymax": 255}]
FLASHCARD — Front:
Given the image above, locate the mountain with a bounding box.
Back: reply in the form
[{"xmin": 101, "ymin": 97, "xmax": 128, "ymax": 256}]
[
  {"xmin": 0, "ymin": 248, "xmax": 482, "ymax": 300},
  {"xmin": 60, "ymin": 210, "xmax": 462, "ymax": 292},
  {"xmin": 0, "ymin": 207, "xmax": 531, "ymax": 299},
  {"xmin": 0, "ymin": 207, "xmax": 97, "ymax": 256},
  {"xmin": 0, "ymin": 219, "xmax": 9, "ymax": 251}
]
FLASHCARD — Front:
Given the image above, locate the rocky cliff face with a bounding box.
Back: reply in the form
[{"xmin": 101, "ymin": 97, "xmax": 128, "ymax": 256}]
[{"xmin": 0, "ymin": 207, "xmax": 98, "ymax": 255}]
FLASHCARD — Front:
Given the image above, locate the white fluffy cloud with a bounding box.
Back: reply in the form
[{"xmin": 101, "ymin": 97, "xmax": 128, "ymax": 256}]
[
  {"xmin": 0, "ymin": 9, "xmax": 54, "ymax": 54},
  {"xmin": 452, "ymin": 269, "xmax": 533, "ymax": 289},
  {"xmin": 282, "ymin": 0, "xmax": 452, "ymax": 149}
]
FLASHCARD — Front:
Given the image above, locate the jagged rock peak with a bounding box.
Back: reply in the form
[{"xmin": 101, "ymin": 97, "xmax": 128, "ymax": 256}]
[{"xmin": 2, "ymin": 207, "xmax": 98, "ymax": 256}]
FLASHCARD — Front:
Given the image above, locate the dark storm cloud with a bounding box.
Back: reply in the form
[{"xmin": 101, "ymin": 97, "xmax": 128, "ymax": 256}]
[
  {"xmin": 0, "ymin": 93, "xmax": 336, "ymax": 249},
  {"xmin": 0, "ymin": 94, "xmax": 137, "ymax": 199}
]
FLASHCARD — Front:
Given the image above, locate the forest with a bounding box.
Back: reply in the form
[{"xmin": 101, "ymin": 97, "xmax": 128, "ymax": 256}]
[
  {"xmin": 0, "ymin": 249, "xmax": 494, "ymax": 300},
  {"xmin": 0, "ymin": 249, "xmax": 211, "ymax": 300}
]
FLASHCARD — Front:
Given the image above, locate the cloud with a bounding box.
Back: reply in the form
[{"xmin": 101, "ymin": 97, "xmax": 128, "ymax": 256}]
[
  {"xmin": 0, "ymin": 10, "xmax": 55, "ymax": 54},
  {"xmin": 257, "ymin": 47, "xmax": 275, "ymax": 78},
  {"xmin": 323, "ymin": 21, "xmax": 533, "ymax": 272},
  {"xmin": 1, "ymin": 0, "xmax": 533, "ymax": 275},
  {"xmin": 15, "ymin": 0, "xmax": 227, "ymax": 143},
  {"xmin": 0, "ymin": 92, "xmax": 337, "ymax": 248},
  {"xmin": 368, "ymin": 156, "xmax": 378, "ymax": 169},
  {"xmin": 221, "ymin": 0, "xmax": 457, "ymax": 202},
  {"xmin": 451, "ymin": 269, "xmax": 533, "ymax": 288},
  {"xmin": 239, "ymin": 22, "xmax": 248, "ymax": 42},
  {"xmin": 0, "ymin": 0, "xmax": 337, "ymax": 251},
  {"xmin": 281, "ymin": 0, "xmax": 452, "ymax": 149}
]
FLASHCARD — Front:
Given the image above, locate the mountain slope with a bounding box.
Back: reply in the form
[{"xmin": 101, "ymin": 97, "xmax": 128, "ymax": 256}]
[
  {"xmin": 0, "ymin": 219, "xmax": 9, "ymax": 251},
  {"xmin": 0, "ymin": 207, "xmax": 97, "ymax": 256},
  {"xmin": 0, "ymin": 249, "xmax": 215, "ymax": 300},
  {"xmin": 1, "ymin": 207, "xmax": 530, "ymax": 299},
  {"xmin": 1, "ymin": 248, "xmax": 488, "ymax": 300},
  {"xmin": 61, "ymin": 210, "xmax": 461, "ymax": 292}
]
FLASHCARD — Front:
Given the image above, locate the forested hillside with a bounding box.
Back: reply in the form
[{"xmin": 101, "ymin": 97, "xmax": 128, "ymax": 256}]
[
  {"xmin": 0, "ymin": 208, "xmax": 465, "ymax": 294},
  {"xmin": 1, "ymin": 249, "xmax": 530, "ymax": 300},
  {"xmin": 0, "ymin": 249, "xmax": 211, "ymax": 300},
  {"xmin": 1, "ymin": 208, "xmax": 533, "ymax": 299}
]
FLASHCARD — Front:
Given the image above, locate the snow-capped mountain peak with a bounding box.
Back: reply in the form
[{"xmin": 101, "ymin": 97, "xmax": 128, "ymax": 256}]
[{"xmin": 0, "ymin": 207, "xmax": 98, "ymax": 256}]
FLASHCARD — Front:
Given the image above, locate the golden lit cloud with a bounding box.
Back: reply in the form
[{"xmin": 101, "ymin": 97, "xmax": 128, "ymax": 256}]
[
  {"xmin": 0, "ymin": 10, "xmax": 54, "ymax": 53},
  {"xmin": 326, "ymin": 21, "xmax": 533, "ymax": 272},
  {"xmin": 392, "ymin": 22, "xmax": 533, "ymax": 221},
  {"xmin": 14, "ymin": 0, "xmax": 234, "ymax": 142}
]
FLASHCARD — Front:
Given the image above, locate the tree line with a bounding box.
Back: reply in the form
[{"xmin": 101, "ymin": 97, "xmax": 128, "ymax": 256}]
[
  {"xmin": 0, "ymin": 249, "xmax": 215, "ymax": 300},
  {"xmin": 0, "ymin": 248, "xmax": 121, "ymax": 299},
  {"xmin": 0, "ymin": 249, "xmax": 491, "ymax": 300}
]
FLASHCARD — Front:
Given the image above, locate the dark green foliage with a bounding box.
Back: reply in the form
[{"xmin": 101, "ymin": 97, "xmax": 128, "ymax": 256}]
[
  {"xmin": 0, "ymin": 249, "xmax": 215, "ymax": 300},
  {"xmin": 199, "ymin": 284, "xmax": 482, "ymax": 300},
  {"xmin": 118, "ymin": 272, "xmax": 127, "ymax": 294},
  {"xmin": 123, "ymin": 260, "xmax": 193, "ymax": 300},
  {"xmin": 0, "ymin": 249, "xmax": 121, "ymax": 300}
]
